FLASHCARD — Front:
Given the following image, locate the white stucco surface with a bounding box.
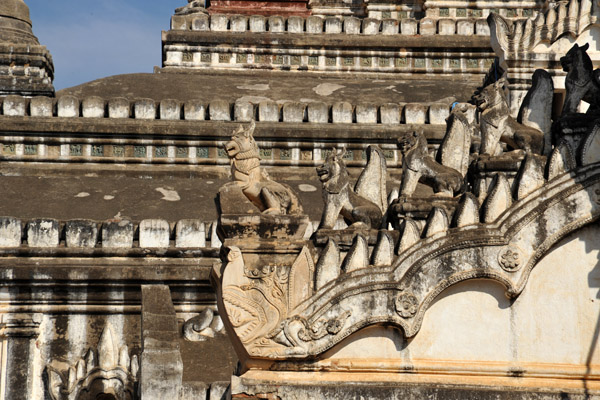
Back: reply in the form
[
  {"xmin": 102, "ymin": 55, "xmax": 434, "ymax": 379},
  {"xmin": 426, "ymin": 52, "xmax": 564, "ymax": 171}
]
[{"xmin": 327, "ymin": 224, "xmax": 600, "ymax": 368}]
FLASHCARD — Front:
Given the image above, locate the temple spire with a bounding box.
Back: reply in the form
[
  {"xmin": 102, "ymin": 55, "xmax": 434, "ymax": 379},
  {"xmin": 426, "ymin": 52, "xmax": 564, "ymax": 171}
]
[{"xmin": 0, "ymin": 0, "xmax": 54, "ymax": 96}]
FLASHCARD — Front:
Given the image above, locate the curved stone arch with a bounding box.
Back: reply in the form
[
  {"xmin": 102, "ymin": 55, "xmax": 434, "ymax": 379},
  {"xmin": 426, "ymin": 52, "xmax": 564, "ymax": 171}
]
[{"xmin": 284, "ymin": 165, "xmax": 600, "ymax": 358}]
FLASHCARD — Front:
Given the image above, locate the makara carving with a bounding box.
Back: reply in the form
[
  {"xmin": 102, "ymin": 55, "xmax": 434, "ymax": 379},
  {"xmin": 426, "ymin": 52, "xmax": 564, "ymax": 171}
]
[{"xmin": 317, "ymin": 146, "xmax": 386, "ymax": 229}]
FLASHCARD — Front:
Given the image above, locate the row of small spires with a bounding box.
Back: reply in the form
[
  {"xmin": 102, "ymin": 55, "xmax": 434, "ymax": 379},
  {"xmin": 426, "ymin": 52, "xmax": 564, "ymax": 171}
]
[
  {"xmin": 171, "ymin": 13, "xmax": 492, "ymax": 36},
  {"xmin": 0, "ymin": 95, "xmax": 467, "ymax": 125}
]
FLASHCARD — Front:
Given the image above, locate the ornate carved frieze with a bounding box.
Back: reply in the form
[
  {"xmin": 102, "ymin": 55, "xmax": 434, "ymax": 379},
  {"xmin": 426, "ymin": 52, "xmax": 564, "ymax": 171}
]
[
  {"xmin": 217, "ymin": 158, "xmax": 600, "ymax": 359},
  {"xmin": 213, "ymin": 44, "xmax": 600, "ymax": 361},
  {"xmin": 489, "ymin": 0, "xmax": 596, "ymax": 60}
]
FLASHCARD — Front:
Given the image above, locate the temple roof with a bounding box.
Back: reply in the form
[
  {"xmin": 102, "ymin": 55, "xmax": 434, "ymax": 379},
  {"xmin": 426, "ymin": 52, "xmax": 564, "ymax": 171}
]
[{"xmin": 57, "ymin": 70, "xmax": 480, "ymax": 104}]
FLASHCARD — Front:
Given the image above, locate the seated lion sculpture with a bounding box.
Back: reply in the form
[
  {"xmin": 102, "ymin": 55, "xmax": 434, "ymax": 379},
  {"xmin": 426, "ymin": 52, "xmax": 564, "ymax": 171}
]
[
  {"xmin": 561, "ymin": 43, "xmax": 600, "ymax": 115},
  {"xmin": 398, "ymin": 131, "xmax": 464, "ymax": 197},
  {"xmin": 473, "ymin": 78, "xmax": 544, "ymax": 156},
  {"xmin": 224, "ymin": 121, "xmax": 303, "ymax": 215},
  {"xmin": 317, "ymin": 147, "xmax": 386, "ymax": 229}
]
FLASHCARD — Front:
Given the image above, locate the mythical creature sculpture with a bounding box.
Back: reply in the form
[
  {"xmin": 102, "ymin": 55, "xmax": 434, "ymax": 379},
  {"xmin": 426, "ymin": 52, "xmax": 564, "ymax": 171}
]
[
  {"xmin": 398, "ymin": 131, "xmax": 464, "ymax": 197},
  {"xmin": 474, "ymin": 78, "xmax": 544, "ymax": 156},
  {"xmin": 561, "ymin": 43, "xmax": 600, "ymax": 115},
  {"xmin": 317, "ymin": 146, "xmax": 386, "ymax": 229},
  {"xmin": 225, "ymin": 120, "xmax": 303, "ymax": 215}
]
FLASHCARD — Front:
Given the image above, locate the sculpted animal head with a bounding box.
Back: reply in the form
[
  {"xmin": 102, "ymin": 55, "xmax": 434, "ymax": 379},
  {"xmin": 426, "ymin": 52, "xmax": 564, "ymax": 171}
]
[
  {"xmin": 316, "ymin": 148, "xmax": 346, "ymax": 184},
  {"xmin": 560, "ymin": 43, "xmax": 592, "ymax": 73},
  {"xmin": 398, "ymin": 131, "xmax": 422, "ymax": 156},
  {"xmin": 224, "ymin": 120, "xmax": 258, "ymax": 159},
  {"xmin": 472, "ymin": 77, "xmax": 507, "ymax": 112}
]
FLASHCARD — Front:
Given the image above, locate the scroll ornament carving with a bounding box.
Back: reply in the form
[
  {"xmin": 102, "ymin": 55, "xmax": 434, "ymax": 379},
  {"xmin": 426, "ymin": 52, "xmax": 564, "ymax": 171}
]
[
  {"xmin": 183, "ymin": 308, "xmax": 225, "ymax": 341},
  {"xmin": 46, "ymin": 324, "xmax": 138, "ymax": 400}
]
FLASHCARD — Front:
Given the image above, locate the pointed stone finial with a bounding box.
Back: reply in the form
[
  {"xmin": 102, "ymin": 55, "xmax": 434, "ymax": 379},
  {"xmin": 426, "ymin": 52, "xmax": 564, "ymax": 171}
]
[
  {"xmin": 423, "ymin": 207, "xmax": 449, "ymax": 238},
  {"xmin": 452, "ymin": 193, "xmax": 480, "ymax": 227},
  {"xmin": 397, "ymin": 219, "xmax": 421, "ymax": 254},
  {"xmin": 482, "ymin": 173, "xmax": 513, "ymax": 223},
  {"xmin": 371, "ymin": 231, "xmax": 395, "ymax": 266},
  {"xmin": 514, "ymin": 154, "xmax": 546, "ymax": 200},
  {"xmin": 315, "ymin": 239, "xmax": 341, "ymax": 290},
  {"xmin": 342, "ymin": 234, "xmax": 369, "ymax": 272},
  {"xmin": 547, "ymin": 141, "xmax": 576, "ymax": 180},
  {"xmin": 98, "ymin": 324, "xmax": 117, "ymax": 370}
]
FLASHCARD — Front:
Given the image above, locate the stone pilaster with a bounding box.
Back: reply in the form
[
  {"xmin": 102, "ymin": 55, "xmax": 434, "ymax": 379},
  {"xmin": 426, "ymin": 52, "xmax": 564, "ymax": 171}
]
[
  {"xmin": 0, "ymin": 314, "xmax": 41, "ymax": 400},
  {"xmin": 140, "ymin": 285, "xmax": 183, "ymax": 399}
]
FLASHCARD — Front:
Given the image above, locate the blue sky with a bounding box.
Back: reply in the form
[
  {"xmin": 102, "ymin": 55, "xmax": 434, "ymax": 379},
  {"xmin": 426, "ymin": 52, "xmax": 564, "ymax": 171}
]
[{"xmin": 27, "ymin": 0, "xmax": 184, "ymax": 90}]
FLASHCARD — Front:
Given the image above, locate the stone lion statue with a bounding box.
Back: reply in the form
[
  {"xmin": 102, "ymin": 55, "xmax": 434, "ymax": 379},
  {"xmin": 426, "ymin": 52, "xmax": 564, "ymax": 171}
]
[
  {"xmin": 224, "ymin": 120, "xmax": 303, "ymax": 215},
  {"xmin": 398, "ymin": 131, "xmax": 464, "ymax": 197},
  {"xmin": 317, "ymin": 147, "xmax": 386, "ymax": 229},
  {"xmin": 473, "ymin": 77, "xmax": 544, "ymax": 156},
  {"xmin": 560, "ymin": 42, "xmax": 600, "ymax": 115}
]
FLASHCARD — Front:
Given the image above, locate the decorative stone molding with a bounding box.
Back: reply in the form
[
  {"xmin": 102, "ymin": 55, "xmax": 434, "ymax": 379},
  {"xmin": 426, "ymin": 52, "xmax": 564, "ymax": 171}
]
[
  {"xmin": 216, "ymin": 159, "xmax": 600, "ymax": 359},
  {"xmin": 0, "ymin": 95, "xmax": 454, "ymax": 124},
  {"xmin": 212, "ymin": 46, "xmax": 600, "ymax": 360},
  {"xmin": 489, "ymin": 0, "xmax": 596, "ymax": 62},
  {"xmin": 170, "ymin": 12, "xmax": 491, "ymax": 35},
  {"xmin": 0, "ymin": 217, "xmax": 223, "ymax": 250},
  {"xmin": 0, "ymin": 313, "xmax": 41, "ymax": 338},
  {"xmin": 46, "ymin": 324, "xmax": 139, "ymax": 400}
]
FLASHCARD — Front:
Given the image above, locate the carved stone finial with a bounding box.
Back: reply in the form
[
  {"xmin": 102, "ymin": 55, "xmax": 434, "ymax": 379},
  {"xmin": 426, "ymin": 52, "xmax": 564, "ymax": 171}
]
[
  {"xmin": 46, "ymin": 323, "xmax": 138, "ymax": 400},
  {"xmin": 547, "ymin": 141, "xmax": 576, "ymax": 179},
  {"xmin": 342, "ymin": 234, "xmax": 369, "ymax": 272},
  {"xmin": 514, "ymin": 154, "xmax": 546, "ymax": 199},
  {"xmin": 371, "ymin": 230, "xmax": 395, "ymax": 266},
  {"xmin": 397, "ymin": 219, "xmax": 421, "ymax": 254},
  {"xmin": 482, "ymin": 173, "xmax": 513, "ymax": 223},
  {"xmin": 517, "ymin": 69, "xmax": 554, "ymax": 156},
  {"xmin": 315, "ymin": 238, "xmax": 341, "ymax": 290},
  {"xmin": 452, "ymin": 193, "xmax": 480, "ymax": 228}
]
